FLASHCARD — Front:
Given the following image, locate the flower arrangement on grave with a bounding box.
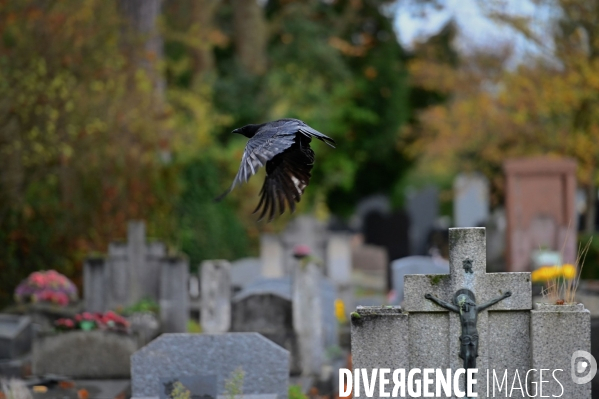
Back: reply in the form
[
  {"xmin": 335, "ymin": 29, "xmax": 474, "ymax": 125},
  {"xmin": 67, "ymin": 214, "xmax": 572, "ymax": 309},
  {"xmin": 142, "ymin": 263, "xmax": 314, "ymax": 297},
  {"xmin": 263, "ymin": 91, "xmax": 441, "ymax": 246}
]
[
  {"xmin": 14, "ymin": 270, "xmax": 78, "ymax": 306},
  {"xmin": 531, "ymin": 264, "xmax": 577, "ymax": 283},
  {"xmin": 54, "ymin": 310, "xmax": 130, "ymax": 333}
]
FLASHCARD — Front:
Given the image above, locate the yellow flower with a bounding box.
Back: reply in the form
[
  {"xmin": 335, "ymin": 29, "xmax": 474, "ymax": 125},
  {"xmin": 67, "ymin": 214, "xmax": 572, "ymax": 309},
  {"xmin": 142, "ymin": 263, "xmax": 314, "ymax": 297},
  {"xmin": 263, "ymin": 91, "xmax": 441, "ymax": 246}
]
[
  {"xmin": 561, "ymin": 264, "xmax": 577, "ymax": 280},
  {"xmin": 335, "ymin": 299, "xmax": 347, "ymax": 324}
]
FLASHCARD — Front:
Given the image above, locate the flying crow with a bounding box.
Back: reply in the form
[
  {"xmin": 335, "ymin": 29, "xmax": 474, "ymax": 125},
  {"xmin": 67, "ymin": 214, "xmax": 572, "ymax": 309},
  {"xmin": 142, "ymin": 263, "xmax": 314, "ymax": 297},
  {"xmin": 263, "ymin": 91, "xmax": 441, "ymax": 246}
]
[{"xmin": 216, "ymin": 118, "xmax": 335, "ymax": 221}]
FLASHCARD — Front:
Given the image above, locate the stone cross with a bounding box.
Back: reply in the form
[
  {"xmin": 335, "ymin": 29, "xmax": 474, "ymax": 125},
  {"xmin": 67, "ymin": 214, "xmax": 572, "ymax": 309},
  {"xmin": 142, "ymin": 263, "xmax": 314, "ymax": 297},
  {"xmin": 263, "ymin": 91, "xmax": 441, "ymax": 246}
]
[{"xmin": 403, "ymin": 227, "xmax": 532, "ymax": 397}]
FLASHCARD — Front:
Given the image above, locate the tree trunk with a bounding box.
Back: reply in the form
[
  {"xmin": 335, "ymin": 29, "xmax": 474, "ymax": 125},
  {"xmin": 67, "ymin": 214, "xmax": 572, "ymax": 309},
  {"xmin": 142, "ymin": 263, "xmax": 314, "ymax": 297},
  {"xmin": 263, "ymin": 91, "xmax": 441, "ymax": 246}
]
[
  {"xmin": 191, "ymin": 0, "xmax": 220, "ymax": 78},
  {"xmin": 232, "ymin": 0, "xmax": 267, "ymax": 75},
  {"xmin": 118, "ymin": 0, "xmax": 166, "ymax": 98}
]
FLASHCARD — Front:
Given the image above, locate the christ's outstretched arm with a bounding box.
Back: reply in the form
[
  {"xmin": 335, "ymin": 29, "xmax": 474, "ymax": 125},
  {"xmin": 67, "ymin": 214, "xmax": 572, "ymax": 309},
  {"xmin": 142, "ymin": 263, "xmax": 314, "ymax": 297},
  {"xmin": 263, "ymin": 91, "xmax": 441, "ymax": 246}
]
[
  {"xmin": 477, "ymin": 291, "xmax": 512, "ymax": 311},
  {"xmin": 424, "ymin": 293, "xmax": 459, "ymax": 312}
]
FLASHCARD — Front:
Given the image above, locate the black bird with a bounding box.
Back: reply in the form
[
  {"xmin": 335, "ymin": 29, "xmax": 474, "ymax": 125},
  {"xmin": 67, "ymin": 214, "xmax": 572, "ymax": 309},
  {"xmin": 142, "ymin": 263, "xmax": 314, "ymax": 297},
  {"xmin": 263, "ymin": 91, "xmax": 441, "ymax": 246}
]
[{"xmin": 216, "ymin": 118, "xmax": 335, "ymax": 221}]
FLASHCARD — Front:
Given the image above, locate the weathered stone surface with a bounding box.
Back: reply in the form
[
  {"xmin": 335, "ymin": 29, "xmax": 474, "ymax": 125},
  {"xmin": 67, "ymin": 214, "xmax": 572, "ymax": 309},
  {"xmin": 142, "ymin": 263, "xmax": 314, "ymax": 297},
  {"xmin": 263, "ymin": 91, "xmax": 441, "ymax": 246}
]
[
  {"xmin": 453, "ymin": 172, "xmax": 489, "ymax": 228},
  {"xmin": 159, "ymin": 257, "xmax": 189, "ymax": 333},
  {"xmin": 260, "ymin": 234, "xmax": 284, "ymax": 278},
  {"xmin": 131, "ymin": 333, "xmax": 289, "ymax": 399},
  {"xmin": 404, "ymin": 228, "xmax": 531, "ymax": 312},
  {"xmin": 0, "ymin": 314, "xmax": 32, "ymax": 360},
  {"xmin": 391, "ymin": 256, "xmax": 448, "ymax": 305},
  {"xmin": 33, "ymin": 331, "xmax": 137, "ymax": 378},
  {"xmin": 350, "ymin": 306, "xmax": 409, "ymax": 399},
  {"xmin": 531, "ymin": 303, "xmax": 592, "ymax": 398},
  {"xmin": 353, "ymin": 228, "xmax": 538, "ymax": 398},
  {"xmin": 200, "ymin": 260, "xmax": 231, "ymax": 334}
]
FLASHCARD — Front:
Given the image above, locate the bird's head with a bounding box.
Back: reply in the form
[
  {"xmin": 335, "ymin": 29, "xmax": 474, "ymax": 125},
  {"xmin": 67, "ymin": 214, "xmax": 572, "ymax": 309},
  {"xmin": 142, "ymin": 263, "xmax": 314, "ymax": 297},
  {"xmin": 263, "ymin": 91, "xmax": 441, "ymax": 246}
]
[{"xmin": 232, "ymin": 124, "xmax": 262, "ymax": 138}]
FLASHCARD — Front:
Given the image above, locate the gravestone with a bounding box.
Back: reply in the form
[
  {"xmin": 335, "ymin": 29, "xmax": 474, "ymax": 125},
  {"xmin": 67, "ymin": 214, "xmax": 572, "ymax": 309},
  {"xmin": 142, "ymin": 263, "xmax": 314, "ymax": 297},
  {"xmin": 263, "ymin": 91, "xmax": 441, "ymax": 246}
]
[
  {"xmin": 326, "ymin": 233, "xmax": 353, "ymax": 311},
  {"xmin": 352, "ymin": 227, "xmax": 592, "ymax": 398},
  {"xmin": 363, "ymin": 210, "xmax": 411, "ymax": 290},
  {"xmin": 390, "ymin": 256, "xmax": 449, "ymax": 305},
  {"xmin": 293, "ymin": 260, "xmax": 324, "ymax": 377},
  {"xmin": 230, "ymin": 257, "xmax": 262, "ymax": 292},
  {"xmin": 406, "ymin": 185, "xmax": 439, "ymax": 255},
  {"xmin": 159, "ymin": 257, "xmax": 189, "ymax": 333},
  {"xmin": 503, "ymin": 157, "xmax": 577, "ymax": 272},
  {"xmin": 260, "ymin": 234, "xmax": 284, "ymax": 278},
  {"xmin": 84, "ymin": 221, "xmax": 189, "ymax": 333},
  {"xmin": 200, "ymin": 260, "xmax": 231, "ymax": 334},
  {"xmin": 231, "ymin": 275, "xmax": 338, "ymax": 377},
  {"xmin": 281, "ymin": 216, "xmax": 327, "ymax": 274},
  {"xmin": 130, "ymin": 333, "xmax": 289, "ymax": 399},
  {"xmin": 350, "ymin": 194, "xmax": 391, "ymax": 232},
  {"xmin": 352, "ymin": 243, "xmax": 388, "ymax": 305},
  {"xmin": 231, "ymin": 278, "xmax": 299, "ymax": 374},
  {"xmin": 33, "ymin": 330, "xmax": 137, "ymax": 378},
  {"xmin": 0, "ymin": 314, "xmax": 32, "ymax": 360},
  {"xmin": 454, "ymin": 172, "xmax": 489, "ymax": 228}
]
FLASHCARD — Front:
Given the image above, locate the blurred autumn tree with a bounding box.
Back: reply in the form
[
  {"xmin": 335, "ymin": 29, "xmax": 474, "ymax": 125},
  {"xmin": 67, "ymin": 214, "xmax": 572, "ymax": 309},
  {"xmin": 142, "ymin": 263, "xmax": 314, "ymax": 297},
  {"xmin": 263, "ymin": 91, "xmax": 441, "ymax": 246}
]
[
  {"xmin": 0, "ymin": 0, "xmax": 418, "ymax": 305},
  {"xmin": 405, "ymin": 0, "xmax": 599, "ymax": 232},
  {"xmin": 0, "ymin": 0, "xmax": 179, "ymax": 306}
]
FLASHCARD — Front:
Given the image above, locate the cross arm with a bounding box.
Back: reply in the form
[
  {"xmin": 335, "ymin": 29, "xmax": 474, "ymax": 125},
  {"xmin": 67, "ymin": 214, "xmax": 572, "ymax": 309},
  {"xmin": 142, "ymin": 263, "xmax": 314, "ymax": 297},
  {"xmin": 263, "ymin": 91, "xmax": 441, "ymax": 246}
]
[{"xmin": 477, "ymin": 291, "xmax": 512, "ymax": 311}]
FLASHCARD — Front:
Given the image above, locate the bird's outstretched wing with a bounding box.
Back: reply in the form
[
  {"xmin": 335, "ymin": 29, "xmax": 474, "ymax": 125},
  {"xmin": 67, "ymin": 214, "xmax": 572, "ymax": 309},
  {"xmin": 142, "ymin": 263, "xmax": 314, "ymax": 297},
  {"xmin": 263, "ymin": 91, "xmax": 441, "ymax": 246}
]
[
  {"xmin": 253, "ymin": 140, "xmax": 315, "ymax": 221},
  {"xmin": 214, "ymin": 130, "xmax": 295, "ymax": 202}
]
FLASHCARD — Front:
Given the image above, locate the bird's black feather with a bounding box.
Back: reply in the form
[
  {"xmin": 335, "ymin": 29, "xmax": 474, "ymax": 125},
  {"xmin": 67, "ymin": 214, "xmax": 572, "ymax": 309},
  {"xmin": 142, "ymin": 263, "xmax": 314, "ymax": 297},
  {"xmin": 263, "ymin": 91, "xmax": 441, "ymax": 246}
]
[{"xmin": 216, "ymin": 119, "xmax": 335, "ymax": 221}]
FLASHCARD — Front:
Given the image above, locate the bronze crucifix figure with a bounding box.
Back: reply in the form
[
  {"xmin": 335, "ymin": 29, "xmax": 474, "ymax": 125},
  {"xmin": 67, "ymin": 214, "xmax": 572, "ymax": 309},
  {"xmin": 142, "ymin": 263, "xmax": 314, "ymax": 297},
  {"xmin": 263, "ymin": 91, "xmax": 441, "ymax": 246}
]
[{"xmin": 424, "ymin": 289, "xmax": 511, "ymax": 369}]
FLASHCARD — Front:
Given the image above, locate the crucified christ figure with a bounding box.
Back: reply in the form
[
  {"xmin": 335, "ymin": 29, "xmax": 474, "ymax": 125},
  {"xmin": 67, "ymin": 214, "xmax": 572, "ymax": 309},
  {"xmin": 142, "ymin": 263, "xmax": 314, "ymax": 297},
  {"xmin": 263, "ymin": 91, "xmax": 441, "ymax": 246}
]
[{"xmin": 424, "ymin": 289, "xmax": 511, "ymax": 369}]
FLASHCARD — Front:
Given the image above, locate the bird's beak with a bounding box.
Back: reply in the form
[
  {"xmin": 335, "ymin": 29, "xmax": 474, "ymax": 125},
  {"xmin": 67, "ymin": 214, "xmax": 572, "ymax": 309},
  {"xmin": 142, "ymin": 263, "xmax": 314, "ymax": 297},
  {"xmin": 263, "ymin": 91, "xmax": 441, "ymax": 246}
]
[{"xmin": 232, "ymin": 128, "xmax": 240, "ymax": 135}]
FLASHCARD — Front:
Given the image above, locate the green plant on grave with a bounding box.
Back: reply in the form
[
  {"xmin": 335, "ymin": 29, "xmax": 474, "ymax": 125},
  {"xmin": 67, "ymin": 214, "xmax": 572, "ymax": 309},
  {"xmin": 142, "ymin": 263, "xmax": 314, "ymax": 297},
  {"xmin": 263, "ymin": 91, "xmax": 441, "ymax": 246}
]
[
  {"xmin": 120, "ymin": 298, "xmax": 159, "ymax": 316},
  {"xmin": 169, "ymin": 381, "xmax": 191, "ymax": 399},
  {"xmin": 288, "ymin": 385, "xmax": 307, "ymax": 399},
  {"xmin": 187, "ymin": 319, "xmax": 202, "ymax": 333},
  {"xmin": 224, "ymin": 367, "xmax": 244, "ymax": 399}
]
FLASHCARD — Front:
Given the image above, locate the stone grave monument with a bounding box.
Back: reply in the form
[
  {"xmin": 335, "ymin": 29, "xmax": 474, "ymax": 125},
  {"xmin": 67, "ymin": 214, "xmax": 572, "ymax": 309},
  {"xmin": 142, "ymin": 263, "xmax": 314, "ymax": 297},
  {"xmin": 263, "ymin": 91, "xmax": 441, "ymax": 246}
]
[
  {"xmin": 83, "ymin": 221, "xmax": 189, "ymax": 333},
  {"xmin": 406, "ymin": 185, "xmax": 439, "ymax": 255},
  {"xmin": 390, "ymin": 256, "xmax": 449, "ymax": 305},
  {"xmin": 130, "ymin": 333, "xmax": 289, "ymax": 399},
  {"xmin": 200, "ymin": 260, "xmax": 231, "ymax": 334},
  {"xmin": 453, "ymin": 172, "xmax": 490, "ymax": 228},
  {"xmin": 351, "ymin": 227, "xmax": 592, "ymax": 398},
  {"xmin": 503, "ymin": 157, "xmax": 577, "ymax": 272}
]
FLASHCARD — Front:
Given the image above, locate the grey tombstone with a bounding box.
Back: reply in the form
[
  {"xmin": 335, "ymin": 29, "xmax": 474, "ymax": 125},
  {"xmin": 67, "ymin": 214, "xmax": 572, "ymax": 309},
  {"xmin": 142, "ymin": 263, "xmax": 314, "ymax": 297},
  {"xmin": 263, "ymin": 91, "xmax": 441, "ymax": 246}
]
[
  {"xmin": 83, "ymin": 221, "xmax": 189, "ymax": 333},
  {"xmin": 159, "ymin": 257, "xmax": 190, "ymax": 333},
  {"xmin": 390, "ymin": 255, "xmax": 449, "ymax": 305},
  {"xmin": 231, "ymin": 278, "xmax": 299, "ymax": 374},
  {"xmin": 281, "ymin": 216, "xmax": 327, "ymax": 274},
  {"xmin": 230, "ymin": 257, "xmax": 262, "ymax": 292},
  {"xmin": 531, "ymin": 303, "xmax": 591, "ymax": 398},
  {"xmin": 0, "ymin": 314, "xmax": 32, "ymax": 360},
  {"xmin": 200, "ymin": 260, "xmax": 231, "ymax": 334},
  {"xmin": 326, "ymin": 233, "xmax": 353, "ymax": 311},
  {"xmin": 292, "ymin": 260, "xmax": 324, "ymax": 377},
  {"xmin": 231, "ymin": 275, "xmax": 338, "ymax": 377},
  {"xmin": 352, "ymin": 228, "xmax": 533, "ymax": 398},
  {"xmin": 260, "ymin": 234, "xmax": 285, "ymax": 278},
  {"xmin": 403, "ymin": 228, "xmax": 531, "ymax": 397},
  {"xmin": 130, "ymin": 333, "xmax": 289, "ymax": 399},
  {"xmin": 406, "ymin": 185, "xmax": 439, "ymax": 255},
  {"xmin": 33, "ymin": 330, "xmax": 137, "ymax": 378},
  {"xmin": 453, "ymin": 173, "xmax": 490, "ymax": 228},
  {"xmin": 83, "ymin": 258, "xmax": 107, "ymax": 313}
]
